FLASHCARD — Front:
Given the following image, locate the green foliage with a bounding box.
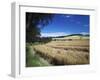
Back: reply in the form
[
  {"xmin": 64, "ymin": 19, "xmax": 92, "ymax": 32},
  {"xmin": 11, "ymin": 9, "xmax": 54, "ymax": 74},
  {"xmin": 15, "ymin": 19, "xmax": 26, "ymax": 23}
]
[
  {"xmin": 26, "ymin": 43, "xmax": 50, "ymax": 67},
  {"xmin": 26, "ymin": 13, "xmax": 54, "ymax": 42}
]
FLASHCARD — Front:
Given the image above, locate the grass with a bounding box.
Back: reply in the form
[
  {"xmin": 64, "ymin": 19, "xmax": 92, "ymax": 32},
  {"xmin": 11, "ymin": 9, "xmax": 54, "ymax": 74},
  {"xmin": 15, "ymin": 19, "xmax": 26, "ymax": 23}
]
[{"xmin": 26, "ymin": 43, "xmax": 51, "ymax": 67}]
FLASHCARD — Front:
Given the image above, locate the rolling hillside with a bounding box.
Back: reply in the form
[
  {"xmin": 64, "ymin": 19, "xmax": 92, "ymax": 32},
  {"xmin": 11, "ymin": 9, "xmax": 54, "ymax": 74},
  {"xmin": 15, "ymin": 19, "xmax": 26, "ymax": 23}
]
[{"xmin": 52, "ymin": 34, "xmax": 89, "ymax": 40}]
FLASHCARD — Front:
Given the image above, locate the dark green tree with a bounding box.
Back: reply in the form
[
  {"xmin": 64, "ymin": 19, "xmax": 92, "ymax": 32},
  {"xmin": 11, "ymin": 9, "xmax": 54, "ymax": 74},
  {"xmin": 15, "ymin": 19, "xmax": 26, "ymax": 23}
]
[{"xmin": 26, "ymin": 12, "xmax": 54, "ymax": 42}]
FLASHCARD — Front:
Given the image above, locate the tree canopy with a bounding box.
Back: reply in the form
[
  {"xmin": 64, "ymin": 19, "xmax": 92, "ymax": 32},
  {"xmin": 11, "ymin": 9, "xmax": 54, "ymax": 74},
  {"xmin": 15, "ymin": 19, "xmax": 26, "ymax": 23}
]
[{"xmin": 26, "ymin": 12, "xmax": 54, "ymax": 42}]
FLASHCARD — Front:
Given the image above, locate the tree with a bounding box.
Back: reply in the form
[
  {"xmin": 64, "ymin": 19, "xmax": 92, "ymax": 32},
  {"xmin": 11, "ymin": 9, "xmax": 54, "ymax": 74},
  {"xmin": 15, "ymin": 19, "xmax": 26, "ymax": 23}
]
[{"xmin": 26, "ymin": 12, "xmax": 54, "ymax": 42}]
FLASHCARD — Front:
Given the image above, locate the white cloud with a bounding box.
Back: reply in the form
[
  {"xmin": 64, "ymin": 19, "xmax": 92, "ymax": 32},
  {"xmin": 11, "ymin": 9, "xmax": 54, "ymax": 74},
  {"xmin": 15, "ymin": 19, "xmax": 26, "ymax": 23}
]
[
  {"xmin": 41, "ymin": 32, "xmax": 69, "ymax": 37},
  {"xmin": 66, "ymin": 15, "xmax": 71, "ymax": 18},
  {"xmin": 80, "ymin": 32, "xmax": 89, "ymax": 35}
]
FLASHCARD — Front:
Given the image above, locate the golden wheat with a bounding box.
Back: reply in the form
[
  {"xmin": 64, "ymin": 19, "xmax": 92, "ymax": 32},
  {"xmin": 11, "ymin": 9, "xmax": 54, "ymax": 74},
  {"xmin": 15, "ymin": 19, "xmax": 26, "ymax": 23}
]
[{"xmin": 33, "ymin": 39, "xmax": 89, "ymax": 65}]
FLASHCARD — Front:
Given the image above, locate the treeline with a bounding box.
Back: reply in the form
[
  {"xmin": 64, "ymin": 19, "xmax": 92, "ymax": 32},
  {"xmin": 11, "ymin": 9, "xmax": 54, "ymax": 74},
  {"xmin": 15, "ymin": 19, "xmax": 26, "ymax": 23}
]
[{"xmin": 31, "ymin": 37, "xmax": 52, "ymax": 43}]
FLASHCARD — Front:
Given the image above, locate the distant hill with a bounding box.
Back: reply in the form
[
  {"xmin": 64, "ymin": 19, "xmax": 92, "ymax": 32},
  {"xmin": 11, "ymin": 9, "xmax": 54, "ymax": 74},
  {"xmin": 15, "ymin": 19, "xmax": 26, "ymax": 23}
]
[
  {"xmin": 51, "ymin": 34, "xmax": 89, "ymax": 40},
  {"xmin": 52, "ymin": 34, "xmax": 89, "ymax": 38}
]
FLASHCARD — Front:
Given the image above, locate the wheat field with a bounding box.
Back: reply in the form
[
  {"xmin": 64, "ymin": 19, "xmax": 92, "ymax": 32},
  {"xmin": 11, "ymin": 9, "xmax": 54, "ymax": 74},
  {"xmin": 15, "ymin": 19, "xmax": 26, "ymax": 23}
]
[{"xmin": 32, "ymin": 39, "xmax": 89, "ymax": 65}]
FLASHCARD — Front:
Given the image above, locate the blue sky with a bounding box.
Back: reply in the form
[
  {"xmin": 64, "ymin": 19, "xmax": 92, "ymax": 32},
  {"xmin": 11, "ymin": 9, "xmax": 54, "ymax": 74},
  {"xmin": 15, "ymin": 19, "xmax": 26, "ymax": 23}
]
[{"xmin": 41, "ymin": 14, "xmax": 89, "ymax": 37}]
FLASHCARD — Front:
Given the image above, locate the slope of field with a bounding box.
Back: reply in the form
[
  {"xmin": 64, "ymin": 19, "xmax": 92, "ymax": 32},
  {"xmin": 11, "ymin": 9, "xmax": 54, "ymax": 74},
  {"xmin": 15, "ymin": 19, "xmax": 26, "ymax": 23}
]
[{"xmin": 64, "ymin": 35, "xmax": 82, "ymax": 39}]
